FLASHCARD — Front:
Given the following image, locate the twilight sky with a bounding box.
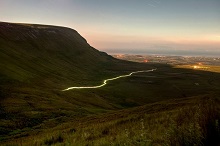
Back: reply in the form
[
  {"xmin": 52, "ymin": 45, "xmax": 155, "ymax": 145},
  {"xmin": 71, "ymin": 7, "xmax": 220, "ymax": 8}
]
[{"xmin": 0, "ymin": 0, "xmax": 220, "ymax": 55}]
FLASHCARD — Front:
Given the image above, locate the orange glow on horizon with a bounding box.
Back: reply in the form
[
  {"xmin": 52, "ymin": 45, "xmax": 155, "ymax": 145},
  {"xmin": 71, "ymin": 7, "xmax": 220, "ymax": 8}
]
[{"xmin": 79, "ymin": 29, "xmax": 220, "ymax": 50}]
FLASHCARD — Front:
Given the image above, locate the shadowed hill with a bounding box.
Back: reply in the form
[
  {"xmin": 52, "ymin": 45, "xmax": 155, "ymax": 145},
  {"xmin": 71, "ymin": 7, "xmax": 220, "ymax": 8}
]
[
  {"xmin": 0, "ymin": 22, "xmax": 157, "ymax": 140},
  {"xmin": 0, "ymin": 22, "xmax": 156, "ymax": 88},
  {"xmin": 0, "ymin": 22, "xmax": 118, "ymax": 88}
]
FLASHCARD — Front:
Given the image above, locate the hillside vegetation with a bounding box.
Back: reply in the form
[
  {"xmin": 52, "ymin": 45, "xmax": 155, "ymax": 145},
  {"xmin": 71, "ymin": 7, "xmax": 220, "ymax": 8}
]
[
  {"xmin": 0, "ymin": 22, "xmax": 220, "ymax": 145},
  {"xmin": 4, "ymin": 95, "xmax": 220, "ymax": 146},
  {"xmin": 0, "ymin": 22, "xmax": 156, "ymax": 141}
]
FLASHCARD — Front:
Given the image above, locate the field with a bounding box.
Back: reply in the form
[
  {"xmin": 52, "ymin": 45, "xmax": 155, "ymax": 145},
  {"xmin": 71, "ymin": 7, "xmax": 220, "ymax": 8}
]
[{"xmin": 1, "ymin": 64, "xmax": 220, "ymax": 146}]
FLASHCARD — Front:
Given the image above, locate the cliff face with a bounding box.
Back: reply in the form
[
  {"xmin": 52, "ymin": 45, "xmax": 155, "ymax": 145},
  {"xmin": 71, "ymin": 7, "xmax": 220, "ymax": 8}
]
[{"xmin": 0, "ymin": 22, "xmax": 89, "ymax": 53}]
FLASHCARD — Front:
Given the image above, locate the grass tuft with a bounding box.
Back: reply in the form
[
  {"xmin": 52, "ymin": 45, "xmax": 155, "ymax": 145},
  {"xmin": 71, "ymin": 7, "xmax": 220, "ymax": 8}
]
[{"xmin": 44, "ymin": 134, "xmax": 64, "ymax": 145}]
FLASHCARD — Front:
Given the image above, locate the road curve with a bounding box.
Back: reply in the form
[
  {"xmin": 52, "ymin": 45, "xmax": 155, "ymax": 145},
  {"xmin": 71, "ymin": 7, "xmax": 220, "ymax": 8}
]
[{"xmin": 62, "ymin": 68, "xmax": 157, "ymax": 91}]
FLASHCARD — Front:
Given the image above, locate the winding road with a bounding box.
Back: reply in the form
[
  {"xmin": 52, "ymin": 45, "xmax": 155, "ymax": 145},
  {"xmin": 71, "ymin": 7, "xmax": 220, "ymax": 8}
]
[{"xmin": 62, "ymin": 68, "xmax": 157, "ymax": 91}]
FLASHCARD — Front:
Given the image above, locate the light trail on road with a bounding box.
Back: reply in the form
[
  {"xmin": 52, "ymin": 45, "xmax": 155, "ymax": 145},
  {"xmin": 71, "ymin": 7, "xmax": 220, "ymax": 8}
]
[{"xmin": 62, "ymin": 68, "xmax": 157, "ymax": 91}]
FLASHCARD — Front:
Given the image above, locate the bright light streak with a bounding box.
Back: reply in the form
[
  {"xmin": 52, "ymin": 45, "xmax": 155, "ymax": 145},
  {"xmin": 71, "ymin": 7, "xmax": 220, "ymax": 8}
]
[{"xmin": 62, "ymin": 69, "xmax": 157, "ymax": 91}]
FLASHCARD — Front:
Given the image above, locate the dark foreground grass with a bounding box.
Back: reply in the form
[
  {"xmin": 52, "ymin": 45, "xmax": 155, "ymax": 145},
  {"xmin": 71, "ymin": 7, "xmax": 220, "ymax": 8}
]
[{"xmin": 2, "ymin": 95, "xmax": 219, "ymax": 146}]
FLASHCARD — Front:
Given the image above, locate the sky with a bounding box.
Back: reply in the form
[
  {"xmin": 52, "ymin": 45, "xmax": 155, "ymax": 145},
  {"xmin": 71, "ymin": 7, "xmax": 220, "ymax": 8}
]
[{"xmin": 0, "ymin": 0, "xmax": 220, "ymax": 56}]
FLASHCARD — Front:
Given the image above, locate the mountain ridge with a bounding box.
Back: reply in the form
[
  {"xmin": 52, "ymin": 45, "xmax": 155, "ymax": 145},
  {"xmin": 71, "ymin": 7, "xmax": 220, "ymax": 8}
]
[{"xmin": 0, "ymin": 22, "xmax": 121, "ymax": 87}]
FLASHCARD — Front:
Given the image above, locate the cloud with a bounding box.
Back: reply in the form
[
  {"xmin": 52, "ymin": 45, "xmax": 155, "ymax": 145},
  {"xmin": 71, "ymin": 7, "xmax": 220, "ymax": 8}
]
[
  {"xmin": 144, "ymin": 0, "xmax": 160, "ymax": 8},
  {"xmin": 148, "ymin": 3, "xmax": 156, "ymax": 7}
]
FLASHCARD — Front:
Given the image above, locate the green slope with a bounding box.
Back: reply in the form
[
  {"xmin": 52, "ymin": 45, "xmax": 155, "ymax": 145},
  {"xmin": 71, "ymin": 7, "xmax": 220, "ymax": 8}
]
[
  {"xmin": 0, "ymin": 22, "xmax": 119, "ymax": 86},
  {"xmin": 0, "ymin": 22, "xmax": 156, "ymax": 140}
]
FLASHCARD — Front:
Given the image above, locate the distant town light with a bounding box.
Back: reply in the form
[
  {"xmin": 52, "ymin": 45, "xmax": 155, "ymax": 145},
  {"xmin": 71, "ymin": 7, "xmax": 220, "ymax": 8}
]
[
  {"xmin": 193, "ymin": 65, "xmax": 209, "ymax": 69},
  {"xmin": 116, "ymin": 54, "xmax": 123, "ymax": 58},
  {"xmin": 193, "ymin": 65, "xmax": 199, "ymax": 69}
]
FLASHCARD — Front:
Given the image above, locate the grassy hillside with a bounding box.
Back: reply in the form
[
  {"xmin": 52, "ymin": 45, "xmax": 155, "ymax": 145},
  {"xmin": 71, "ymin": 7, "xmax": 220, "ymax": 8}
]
[
  {"xmin": 0, "ymin": 22, "xmax": 220, "ymax": 145},
  {"xmin": 2, "ymin": 95, "xmax": 220, "ymax": 146},
  {"xmin": 0, "ymin": 22, "xmax": 157, "ymax": 141}
]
